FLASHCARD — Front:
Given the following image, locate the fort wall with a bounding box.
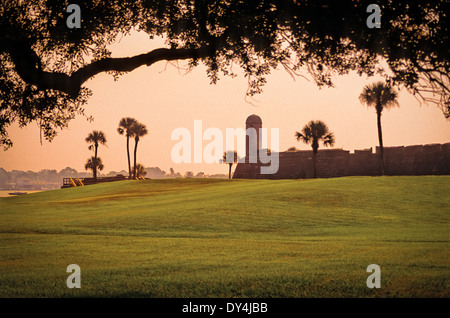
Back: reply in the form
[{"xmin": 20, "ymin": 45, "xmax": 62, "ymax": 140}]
[{"xmin": 233, "ymin": 143, "xmax": 450, "ymax": 179}]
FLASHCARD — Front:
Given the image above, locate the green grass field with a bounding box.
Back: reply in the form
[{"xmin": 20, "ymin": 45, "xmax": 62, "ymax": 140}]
[{"xmin": 0, "ymin": 176, "xmax": 448, "ymax": 298}]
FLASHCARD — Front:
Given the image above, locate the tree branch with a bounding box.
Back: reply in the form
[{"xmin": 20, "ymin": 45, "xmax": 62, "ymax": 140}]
[{"xmin": 10, "ymin": 46, "xmax": 215, "ymax": 98}]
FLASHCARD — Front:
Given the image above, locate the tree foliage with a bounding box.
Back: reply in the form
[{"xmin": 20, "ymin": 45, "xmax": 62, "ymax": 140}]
[
  {"xmin": 1, "ymin": 0, "xmax": 449, "ymax": 149},
  {"xmin": 295, "ymin": 120, "xmax": 335, "ymax": 153},
  {"xmin": 296, "ymin": 119, "xmax": 335, "ymax": 178},
  {"xmin": 132, "ymin": 163, "xmax": 147, "ymax": 178},
  {"xmin": 85, "ymin": 130, "xmax": 107, "ymax": 154},
  {"xmin": 84, "ymin": 156, "xmax": 104, "ymax": 179},
  {"xmin": 359, "ymin": 82, "xmax": 400, "ymax": 114}
]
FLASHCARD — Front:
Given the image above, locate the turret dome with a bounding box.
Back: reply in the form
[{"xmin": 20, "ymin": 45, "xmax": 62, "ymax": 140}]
[{"xmin": 245, "ymin": 114, "xmax": 262, "ymax": 125}]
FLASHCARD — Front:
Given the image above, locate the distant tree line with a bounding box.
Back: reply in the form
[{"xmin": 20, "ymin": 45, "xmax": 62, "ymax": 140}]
[
  {"xmin": 0, "ymin": 167, "xmax": 226, "ymax": 190},
  {"xmin": 0, "ymin": 167, "xmax": 90, "ymax": 190}
]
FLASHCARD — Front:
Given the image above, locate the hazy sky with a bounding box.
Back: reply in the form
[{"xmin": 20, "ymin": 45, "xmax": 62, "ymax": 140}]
[{"xmin": 1, "ymin": 31, "xmax": 449, "ymax": 175}]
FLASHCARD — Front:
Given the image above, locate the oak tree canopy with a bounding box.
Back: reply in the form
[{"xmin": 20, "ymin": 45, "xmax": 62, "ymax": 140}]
[{"xmin": 1, "ymin": 0, "xmax": 449, "ymax": 149}]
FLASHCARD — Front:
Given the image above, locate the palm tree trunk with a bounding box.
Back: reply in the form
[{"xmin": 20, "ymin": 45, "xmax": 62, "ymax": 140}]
[
  {"xmin": 313, "ymin": 151, "xmax": 317, "ymax": 178},
  {"xmin": 133, "ymin": 139, "xmax": 138, "ymax": 179},
  {"xmin": 94, "ymin": 144, "xmax": 98, "ymax": 181},
  {"xmin": 228, "ymin": 163, "xmax": 232, "ymax": 179},
  {"xmin": 126, "ymin": 136, "xmax": 131, "ymax": 179},
  {"xmin": 376, "ymin": 110, "xmax": 385, "ymax": 175},
  {"xmin": 312, "ymin": 140, "xmax": 319, "ymax": 178}
]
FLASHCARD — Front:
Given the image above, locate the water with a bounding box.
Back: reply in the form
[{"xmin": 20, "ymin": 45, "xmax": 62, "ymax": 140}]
[{"xmin": 0, "ymin": 190, "xmax": 44, "ymax": 198}]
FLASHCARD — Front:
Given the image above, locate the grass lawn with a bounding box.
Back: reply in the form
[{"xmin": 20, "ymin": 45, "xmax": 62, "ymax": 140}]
[{"xmin": 0, "ymin": 176, "xmax": 448, "ymax": 297}]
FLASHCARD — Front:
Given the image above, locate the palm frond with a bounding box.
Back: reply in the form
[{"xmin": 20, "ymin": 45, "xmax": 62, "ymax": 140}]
[
  {"xmin": 323, "ymin": 133, "xmax": 335, "ymax": 147},
  {"xmin": 222, "ymin": 150, "xmax": 239, "ymax": 163},
  {"xmin": 295, "ymin": 131, "xmax": 310, "ymax": 143},
  {"xmin": 296, "ymin": 120, "xmax": 334, "ymax": 149},
  {"xmin": 84, "ymin": 156, "xmax": 104, "ymax": 172},
  {"xmin": 359, "ymin": 81, "xmax": 399, "ymax": 112}
]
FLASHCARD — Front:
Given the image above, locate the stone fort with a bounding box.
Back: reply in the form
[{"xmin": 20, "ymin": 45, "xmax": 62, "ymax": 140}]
[{"xmin": 233, "ymin": 114, "xmax": 450, "ymax": 179}]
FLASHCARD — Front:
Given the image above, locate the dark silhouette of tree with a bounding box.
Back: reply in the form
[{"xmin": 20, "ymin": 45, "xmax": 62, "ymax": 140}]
[
  {"xmin": 295, "ymin": 120, "xmax": 335, "ymax": 178},
  {"xmin": 195, "ymin": 172, "xmax": 205, "ymax": 178},
  {"xmin": 168, "ymin": 167, "xmax": 182, "ymax": 178},
  {"xmin": 144, "ymin": 167, "xmax": 167, "ymax": 179},
  {"xmin": 184, "ymin": 171, "xmax": 194, "ymax": 178},
  {"xmin": 37, "ymin": 169, "xmax": 59, "ymax": 183},
  {"xmin": 130, "ymin": 122, "xmax": 148, "ymax": 178},
  {"xmin": 84, "ymin": 157, "xmax": 104, "ymax": 180},
  {"xmin": 132, "ymin": 163, "xmax": 147, "ymax": 179},
  {"xmin": 221, "ymin": 151, "xmax": 239, "ymax": 179},
  {"xmin": 359, "ymin": 81, "xmax": 399, "ymax": 175},
  {"xmin": 1, "ymin": 1, "xmax": 449, "ymax": 149},
  {"xmin": 0, "ymin": 168, "xmax": 10, "ymax": 188},
  {"xmin": 85, "ymin": 130, "xmax": 107, "ymax": 180},
  {"xmin": 59, "ymin": 167, "xmax": 78, "ymax": 178},
  {"xmin": 117, "ymin": 117, "xmax": 138, "ymax": 179}
]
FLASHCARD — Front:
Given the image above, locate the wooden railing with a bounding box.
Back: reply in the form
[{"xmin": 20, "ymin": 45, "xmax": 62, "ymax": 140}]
[{"xmin": 62, "ymin": 175, "xmax": 131, "ymax": 188}]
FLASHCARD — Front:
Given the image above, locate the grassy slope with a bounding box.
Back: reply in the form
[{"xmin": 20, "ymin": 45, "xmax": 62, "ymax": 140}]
[{"xmin": 0, "ymin": 176, "xmax": 448, "ymax": 297}]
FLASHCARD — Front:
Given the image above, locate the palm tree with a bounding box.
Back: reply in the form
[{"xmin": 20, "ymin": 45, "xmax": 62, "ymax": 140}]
[
  {"xmin": 85, "ymin": 130, "xmax": 107, "ymax": 180},
  {"xmin": 295, "ymin": 120, "xmax": 335, "ymax": 178},
  {"xmin": 132, "ymin": 163, "xmax": 147, "ymax": 179},
  {"xmin": 84, "ymin": 156, "xmax": 104, "ymax": 180},
  {"xmin": 221, "ymin": 150, "xmax": 239, "ymax": 179},
  {"xmin": 359, "ymin": 81, "xmax": 399, "ymax": 175},
  {"xmin": 117, "ymin": 117, "xmax": 138, "ymax": 179},
  {"xmin": 130, "ymin": 122, "xmax": 148, "ymax": 178}
]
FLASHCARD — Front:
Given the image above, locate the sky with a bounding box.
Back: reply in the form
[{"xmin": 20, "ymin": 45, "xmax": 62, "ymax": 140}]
[{"xmin": 1, "ymin": 31, "xmax": 449, "ymax": 176}]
